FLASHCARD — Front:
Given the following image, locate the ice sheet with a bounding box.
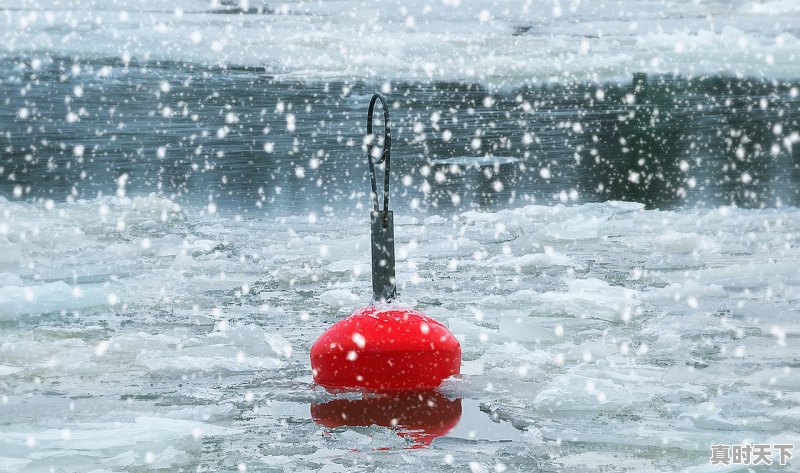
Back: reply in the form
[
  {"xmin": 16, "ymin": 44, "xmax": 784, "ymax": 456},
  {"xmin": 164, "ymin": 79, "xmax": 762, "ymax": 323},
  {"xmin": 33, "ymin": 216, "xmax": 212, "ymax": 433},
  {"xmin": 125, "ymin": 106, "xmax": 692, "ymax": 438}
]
[
  {"xmin": 1, "ymin": 195, "xmax": 798, "ymax": 471},
  {"xmin": 1, "ymin": 0, "xmax": 798, "ymax": 86}
]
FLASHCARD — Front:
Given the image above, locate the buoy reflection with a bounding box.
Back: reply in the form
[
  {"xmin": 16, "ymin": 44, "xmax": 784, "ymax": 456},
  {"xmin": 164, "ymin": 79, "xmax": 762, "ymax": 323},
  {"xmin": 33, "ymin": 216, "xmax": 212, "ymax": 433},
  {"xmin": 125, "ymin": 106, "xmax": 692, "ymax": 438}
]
[{"xmin": 311, "ymin": 391, "xmax": 462, "ymax": 446}]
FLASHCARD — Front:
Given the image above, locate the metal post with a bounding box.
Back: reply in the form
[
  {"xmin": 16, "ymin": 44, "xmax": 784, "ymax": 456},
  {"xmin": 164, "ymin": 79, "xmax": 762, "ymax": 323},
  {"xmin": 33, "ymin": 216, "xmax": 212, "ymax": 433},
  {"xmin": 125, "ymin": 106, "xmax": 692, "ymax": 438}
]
[{"xmin": 366, "ymin": 93, "xmax": 396, "ymax": 302}]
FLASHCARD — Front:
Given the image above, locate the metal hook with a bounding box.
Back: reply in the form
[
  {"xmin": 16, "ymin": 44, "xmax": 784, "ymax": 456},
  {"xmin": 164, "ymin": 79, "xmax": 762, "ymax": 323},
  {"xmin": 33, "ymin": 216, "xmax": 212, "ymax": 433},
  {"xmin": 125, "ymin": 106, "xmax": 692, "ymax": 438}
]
[
  {"xmin": 366, "ymin": 93, "xmax": 396, "ymax": 302},
  {"xmin": 367, "ymin": 93, "xmax": 391, "ymax": 213}
]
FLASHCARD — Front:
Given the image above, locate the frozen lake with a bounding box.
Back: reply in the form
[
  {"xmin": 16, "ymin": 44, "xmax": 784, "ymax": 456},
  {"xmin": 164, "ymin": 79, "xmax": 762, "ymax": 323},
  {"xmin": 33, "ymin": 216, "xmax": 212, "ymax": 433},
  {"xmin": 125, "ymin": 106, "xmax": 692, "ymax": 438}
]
[
  {"xmin": 1, "ymin": 195, "xmax": 799, "ymax": 472},
  {"xmin": 1, "ymin": 0, "xmax": 800, "ymax": 471}
]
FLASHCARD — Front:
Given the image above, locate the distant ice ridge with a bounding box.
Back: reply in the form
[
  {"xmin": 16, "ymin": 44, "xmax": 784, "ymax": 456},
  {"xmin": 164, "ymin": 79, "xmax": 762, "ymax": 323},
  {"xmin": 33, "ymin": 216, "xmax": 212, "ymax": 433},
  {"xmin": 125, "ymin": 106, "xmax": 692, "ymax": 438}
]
[
  {"xmin": 1, "ymin": 0, "xmax": 798, "ymax": 86},
  {"xmin": 431, "ymin": 156, "xmax": 519, "ymax": 166}
]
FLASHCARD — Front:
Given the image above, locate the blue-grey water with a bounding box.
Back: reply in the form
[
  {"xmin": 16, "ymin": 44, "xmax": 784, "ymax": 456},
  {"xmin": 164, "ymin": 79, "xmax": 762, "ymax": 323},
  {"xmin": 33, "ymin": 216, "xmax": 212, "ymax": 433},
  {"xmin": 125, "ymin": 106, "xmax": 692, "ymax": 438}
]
[{"xmin": 2, "ymin": 57, "xmax": 798, "ymax": 215}]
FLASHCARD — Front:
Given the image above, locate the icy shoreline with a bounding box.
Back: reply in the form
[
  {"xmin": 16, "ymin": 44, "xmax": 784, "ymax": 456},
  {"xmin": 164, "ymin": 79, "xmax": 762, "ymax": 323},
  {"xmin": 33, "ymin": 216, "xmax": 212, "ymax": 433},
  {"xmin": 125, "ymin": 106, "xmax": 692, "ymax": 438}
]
[{"xmin": 2, "ymin": 0, "xmax": 799, "ymax": 87}]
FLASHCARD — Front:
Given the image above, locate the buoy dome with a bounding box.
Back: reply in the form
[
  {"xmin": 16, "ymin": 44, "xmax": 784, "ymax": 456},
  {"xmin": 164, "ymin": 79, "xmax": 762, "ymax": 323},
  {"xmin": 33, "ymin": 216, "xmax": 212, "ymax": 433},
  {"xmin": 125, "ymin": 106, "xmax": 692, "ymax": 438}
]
[{"xmin": 310, "ymin": 306, "xmax": 461, "ymax": 392}]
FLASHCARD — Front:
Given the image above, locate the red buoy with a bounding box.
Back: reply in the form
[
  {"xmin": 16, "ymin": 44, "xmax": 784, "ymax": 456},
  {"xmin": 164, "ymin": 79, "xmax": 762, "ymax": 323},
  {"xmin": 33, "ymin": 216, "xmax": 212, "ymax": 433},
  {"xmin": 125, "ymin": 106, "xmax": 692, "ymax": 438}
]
[
  {"xmin": 310, "ymin": 93, "xmax": 461, "ymax": 393},
  {"xmin": 311, "ymin": 306, "xmax": 461, "ymax": 392}
]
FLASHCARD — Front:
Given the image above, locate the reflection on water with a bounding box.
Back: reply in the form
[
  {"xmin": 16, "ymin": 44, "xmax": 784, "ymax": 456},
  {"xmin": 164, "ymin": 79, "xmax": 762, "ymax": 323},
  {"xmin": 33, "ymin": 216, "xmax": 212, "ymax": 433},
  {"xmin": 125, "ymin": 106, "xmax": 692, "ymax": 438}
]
[
  {"xmin": 1, "ymin": 56, "xmax": 798, "ymax": 213},
  {"xmin": 311, "ymin": 393, "xmax": 522, "ymax": 448},
  {"xmin": 311, "ymin": 391, "xmax": 462, "ymax": 446}
]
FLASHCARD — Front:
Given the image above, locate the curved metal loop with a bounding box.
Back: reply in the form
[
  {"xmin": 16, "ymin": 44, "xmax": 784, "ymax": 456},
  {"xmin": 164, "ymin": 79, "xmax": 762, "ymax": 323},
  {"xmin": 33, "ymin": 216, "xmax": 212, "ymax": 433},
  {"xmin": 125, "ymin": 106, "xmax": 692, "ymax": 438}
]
[{"xmin": 366, "ymin": 93, "xmax": 391, "ymax": 213}]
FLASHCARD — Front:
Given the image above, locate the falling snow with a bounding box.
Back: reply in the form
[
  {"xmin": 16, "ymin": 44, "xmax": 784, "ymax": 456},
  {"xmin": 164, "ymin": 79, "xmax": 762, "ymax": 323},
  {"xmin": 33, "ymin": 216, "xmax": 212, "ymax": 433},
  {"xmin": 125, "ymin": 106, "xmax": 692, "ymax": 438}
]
[{"xmin": 1, "ymin": 0, "xmax": 799, "ymax": 472}]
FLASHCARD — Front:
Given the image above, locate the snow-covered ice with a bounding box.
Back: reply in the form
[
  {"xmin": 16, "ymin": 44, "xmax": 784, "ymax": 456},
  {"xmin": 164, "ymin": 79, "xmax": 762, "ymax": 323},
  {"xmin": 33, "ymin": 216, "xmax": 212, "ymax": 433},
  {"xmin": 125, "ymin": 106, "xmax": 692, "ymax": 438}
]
[
  {"xmin": 1, "ymin": 195, "xmax": 798, "ymax": 471},
  {"xmin": 1, "ymin": 0, "xmax": 799, "ymax": 86}
]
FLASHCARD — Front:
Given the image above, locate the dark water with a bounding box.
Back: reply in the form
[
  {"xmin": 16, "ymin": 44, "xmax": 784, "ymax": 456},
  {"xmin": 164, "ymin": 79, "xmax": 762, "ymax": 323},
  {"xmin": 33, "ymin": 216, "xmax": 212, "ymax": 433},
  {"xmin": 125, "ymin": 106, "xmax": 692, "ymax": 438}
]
[{"xmin": 2, "ymin": 56, "xmax": 798, "ymax": 215}]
